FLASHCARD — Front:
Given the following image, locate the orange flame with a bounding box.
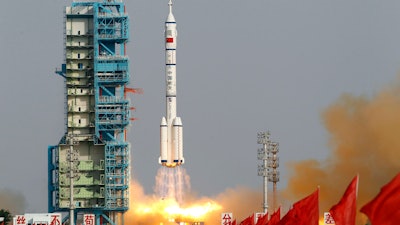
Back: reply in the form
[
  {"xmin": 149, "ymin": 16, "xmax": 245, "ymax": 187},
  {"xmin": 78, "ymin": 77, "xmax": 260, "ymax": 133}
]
[
  {"xmin": 126, "ymin": 180, "xmax": 224, "ymax": 225},
  {"xmin": 319, "ymin": 217, "xmax": 325, "ymax": 225},
  {"xmin": 126, "ymin": 180, "xmax": 263, "ymax": 225},
  {"xmin": 133, "ymin": 196, "xmax": 221, "ymax": 222}
]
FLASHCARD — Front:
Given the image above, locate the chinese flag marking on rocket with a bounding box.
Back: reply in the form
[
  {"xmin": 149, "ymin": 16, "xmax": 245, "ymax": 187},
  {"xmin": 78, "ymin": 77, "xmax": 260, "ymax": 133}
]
[{"xmin": 166, "ymin": 38, "xmax": 174, "ymax": 43}]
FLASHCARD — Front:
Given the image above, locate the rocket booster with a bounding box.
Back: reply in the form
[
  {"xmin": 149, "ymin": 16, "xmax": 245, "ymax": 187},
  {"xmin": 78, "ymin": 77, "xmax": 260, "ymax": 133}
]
[{"xmin": 159, "ymin": 0, "xmax": 184, "ymax": 167}]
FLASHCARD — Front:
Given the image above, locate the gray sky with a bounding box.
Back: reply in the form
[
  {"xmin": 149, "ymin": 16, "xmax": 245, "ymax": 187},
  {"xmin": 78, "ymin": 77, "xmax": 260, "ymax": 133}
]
[{"xmin": 1, "ymin": 0, "xmax": 400, "ymax": 213}]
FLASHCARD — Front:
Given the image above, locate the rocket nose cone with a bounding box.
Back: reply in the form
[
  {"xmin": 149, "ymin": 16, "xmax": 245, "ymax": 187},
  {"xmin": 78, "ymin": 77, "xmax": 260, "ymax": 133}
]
[
  {"xmin": 166, "ymin": 13, "xmax": 176, "ymax": 22},
  {"xmin": 175, "ymin": 117, "xmax": 182, "ymax": 125},
  {"xmin": 166, "ymin": 0, "xmax": 176, "ymax": 22},
  {"xmin": 161, "ymin": 117, "xmax": 167, "ymax": 125}
]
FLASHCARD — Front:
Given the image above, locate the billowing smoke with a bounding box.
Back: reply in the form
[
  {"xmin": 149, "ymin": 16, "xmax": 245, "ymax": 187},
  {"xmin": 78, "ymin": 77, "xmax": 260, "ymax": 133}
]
[
  {"xmin": 124, "ymin": 78, "xmax": 400, "ymax": 225},
  {"xmin": 213, "ymin": 186, "xmax": 262, "ymax": 222},
  {"xmin": 0, "ymin": 188, "xmax": 26, "ymax": 215},
  {"xmin": 283, "ymin": 78, "xmax": 400, "ymax": 224}
]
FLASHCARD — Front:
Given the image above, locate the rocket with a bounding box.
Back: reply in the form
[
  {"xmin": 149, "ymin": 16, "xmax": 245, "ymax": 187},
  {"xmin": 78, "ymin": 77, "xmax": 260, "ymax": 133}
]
[{"xmin": 159, "ymin": 0, "xmax": 184, "ymax": 167}]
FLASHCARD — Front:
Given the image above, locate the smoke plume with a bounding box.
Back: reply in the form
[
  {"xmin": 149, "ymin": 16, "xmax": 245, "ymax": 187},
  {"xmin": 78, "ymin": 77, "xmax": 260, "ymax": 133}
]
[
  {"xmin": 213, "ymin": 186, "xmax": 262, "ymax": 221},
  {"xmin": 283, "ymin": 78, "xmax": 400, "ymax": 224},
  {"xmin": 125, "ymin": 78, "xmax": 400, "ymax": 225},
  {"xmin": 0, "ymin": 188, "xmax": 26, "ymax": 215}
]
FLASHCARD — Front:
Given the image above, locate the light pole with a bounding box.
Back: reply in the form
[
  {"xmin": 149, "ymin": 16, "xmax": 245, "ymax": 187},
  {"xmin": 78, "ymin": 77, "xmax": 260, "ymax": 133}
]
[
  {"xmin": 257, "ymin": 132, "xmax": 280, "ymax": 214},
  {"xmin": 257, "ymin": 131, "xmax": 270, "ymax": 214}
]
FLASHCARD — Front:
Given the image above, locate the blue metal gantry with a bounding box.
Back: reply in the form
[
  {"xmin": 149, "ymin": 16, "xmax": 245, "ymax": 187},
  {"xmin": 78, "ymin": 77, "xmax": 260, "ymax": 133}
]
[{"xmin": 48, "ymin": 1, "xmax": 132, "ymax": 225}]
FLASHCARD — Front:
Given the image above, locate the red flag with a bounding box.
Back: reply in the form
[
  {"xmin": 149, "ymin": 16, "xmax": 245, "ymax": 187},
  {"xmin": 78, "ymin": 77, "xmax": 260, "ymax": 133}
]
[
  {"xmin": 360, "ymin": 173, "xmax": 400, "ymax": 225},
  {"xmin": 266, "ymin": 207, "xmax": 281, "ymax": 225},
  {"xmin": 239, "ymin": 213, "xmax": 255, "ymax": 225},
  {"xmin": 256, "ymin": 212, "xmax": 268, "ymax": 225},
  {"xmin": 329, "ymin": 175, "xmax": 359, "ymax": 225},
  {"xmin": 166, "ymin": 37, "xmax": 174, "ymax": 43},
  {"xmin": 277, "ymin": 189, "xmax": 319, "ymax": 225}
]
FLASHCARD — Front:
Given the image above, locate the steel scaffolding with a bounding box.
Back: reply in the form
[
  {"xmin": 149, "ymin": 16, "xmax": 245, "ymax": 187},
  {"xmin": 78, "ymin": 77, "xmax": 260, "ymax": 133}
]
[{"xmin": 49, "ymin": 1, "xmax": 132, "ymax": 225}]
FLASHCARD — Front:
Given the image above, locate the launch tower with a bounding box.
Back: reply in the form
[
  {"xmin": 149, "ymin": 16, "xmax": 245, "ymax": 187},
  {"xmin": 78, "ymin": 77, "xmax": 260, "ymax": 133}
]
[{"xmin": 48, "ymin": 1, "xmax": 134, "ymax": 225}]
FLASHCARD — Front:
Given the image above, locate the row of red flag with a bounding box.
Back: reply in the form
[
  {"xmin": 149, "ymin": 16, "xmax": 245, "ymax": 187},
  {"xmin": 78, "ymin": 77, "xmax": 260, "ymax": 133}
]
[{"xmin": 235, "ymin": 172, "xmax": 400, "ymax": 225}]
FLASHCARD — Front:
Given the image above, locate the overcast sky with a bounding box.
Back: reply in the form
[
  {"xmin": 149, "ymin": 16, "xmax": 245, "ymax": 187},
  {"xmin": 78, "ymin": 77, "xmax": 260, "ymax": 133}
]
[{"xmin": 1, "ymin": 0, "xmax": 400, "ymax": 213}]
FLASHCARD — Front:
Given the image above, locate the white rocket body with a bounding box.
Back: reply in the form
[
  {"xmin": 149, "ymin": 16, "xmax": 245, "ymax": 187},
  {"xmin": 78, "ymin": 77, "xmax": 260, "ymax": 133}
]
[{"xmin": 159, "ymin": 0, "xmax": 184, "ymax": 167}]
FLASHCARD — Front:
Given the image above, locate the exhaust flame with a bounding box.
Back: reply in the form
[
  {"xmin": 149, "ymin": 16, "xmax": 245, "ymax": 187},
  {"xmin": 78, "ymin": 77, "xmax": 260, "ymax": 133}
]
[
  {"xmin": 126, "ymin": 167, "xmax": 263, "ymax": 225},
  {"xmin": 283, "ymin": 78, "xmax": 400, "ymax": 225},
  {"xmin": 133, "ymin": 194, "xmax": 221, "ymax": 222},
  {"xmin": 126, "ymin": 173, "xmax": 222, "ymax": 225},
  {"xmin": 319, "ymin": 217, "xmax": 325, "ymax": 225},
  {"xmin": 155, "ymin": 167, "xmax": 191, "ymax": 205}
]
